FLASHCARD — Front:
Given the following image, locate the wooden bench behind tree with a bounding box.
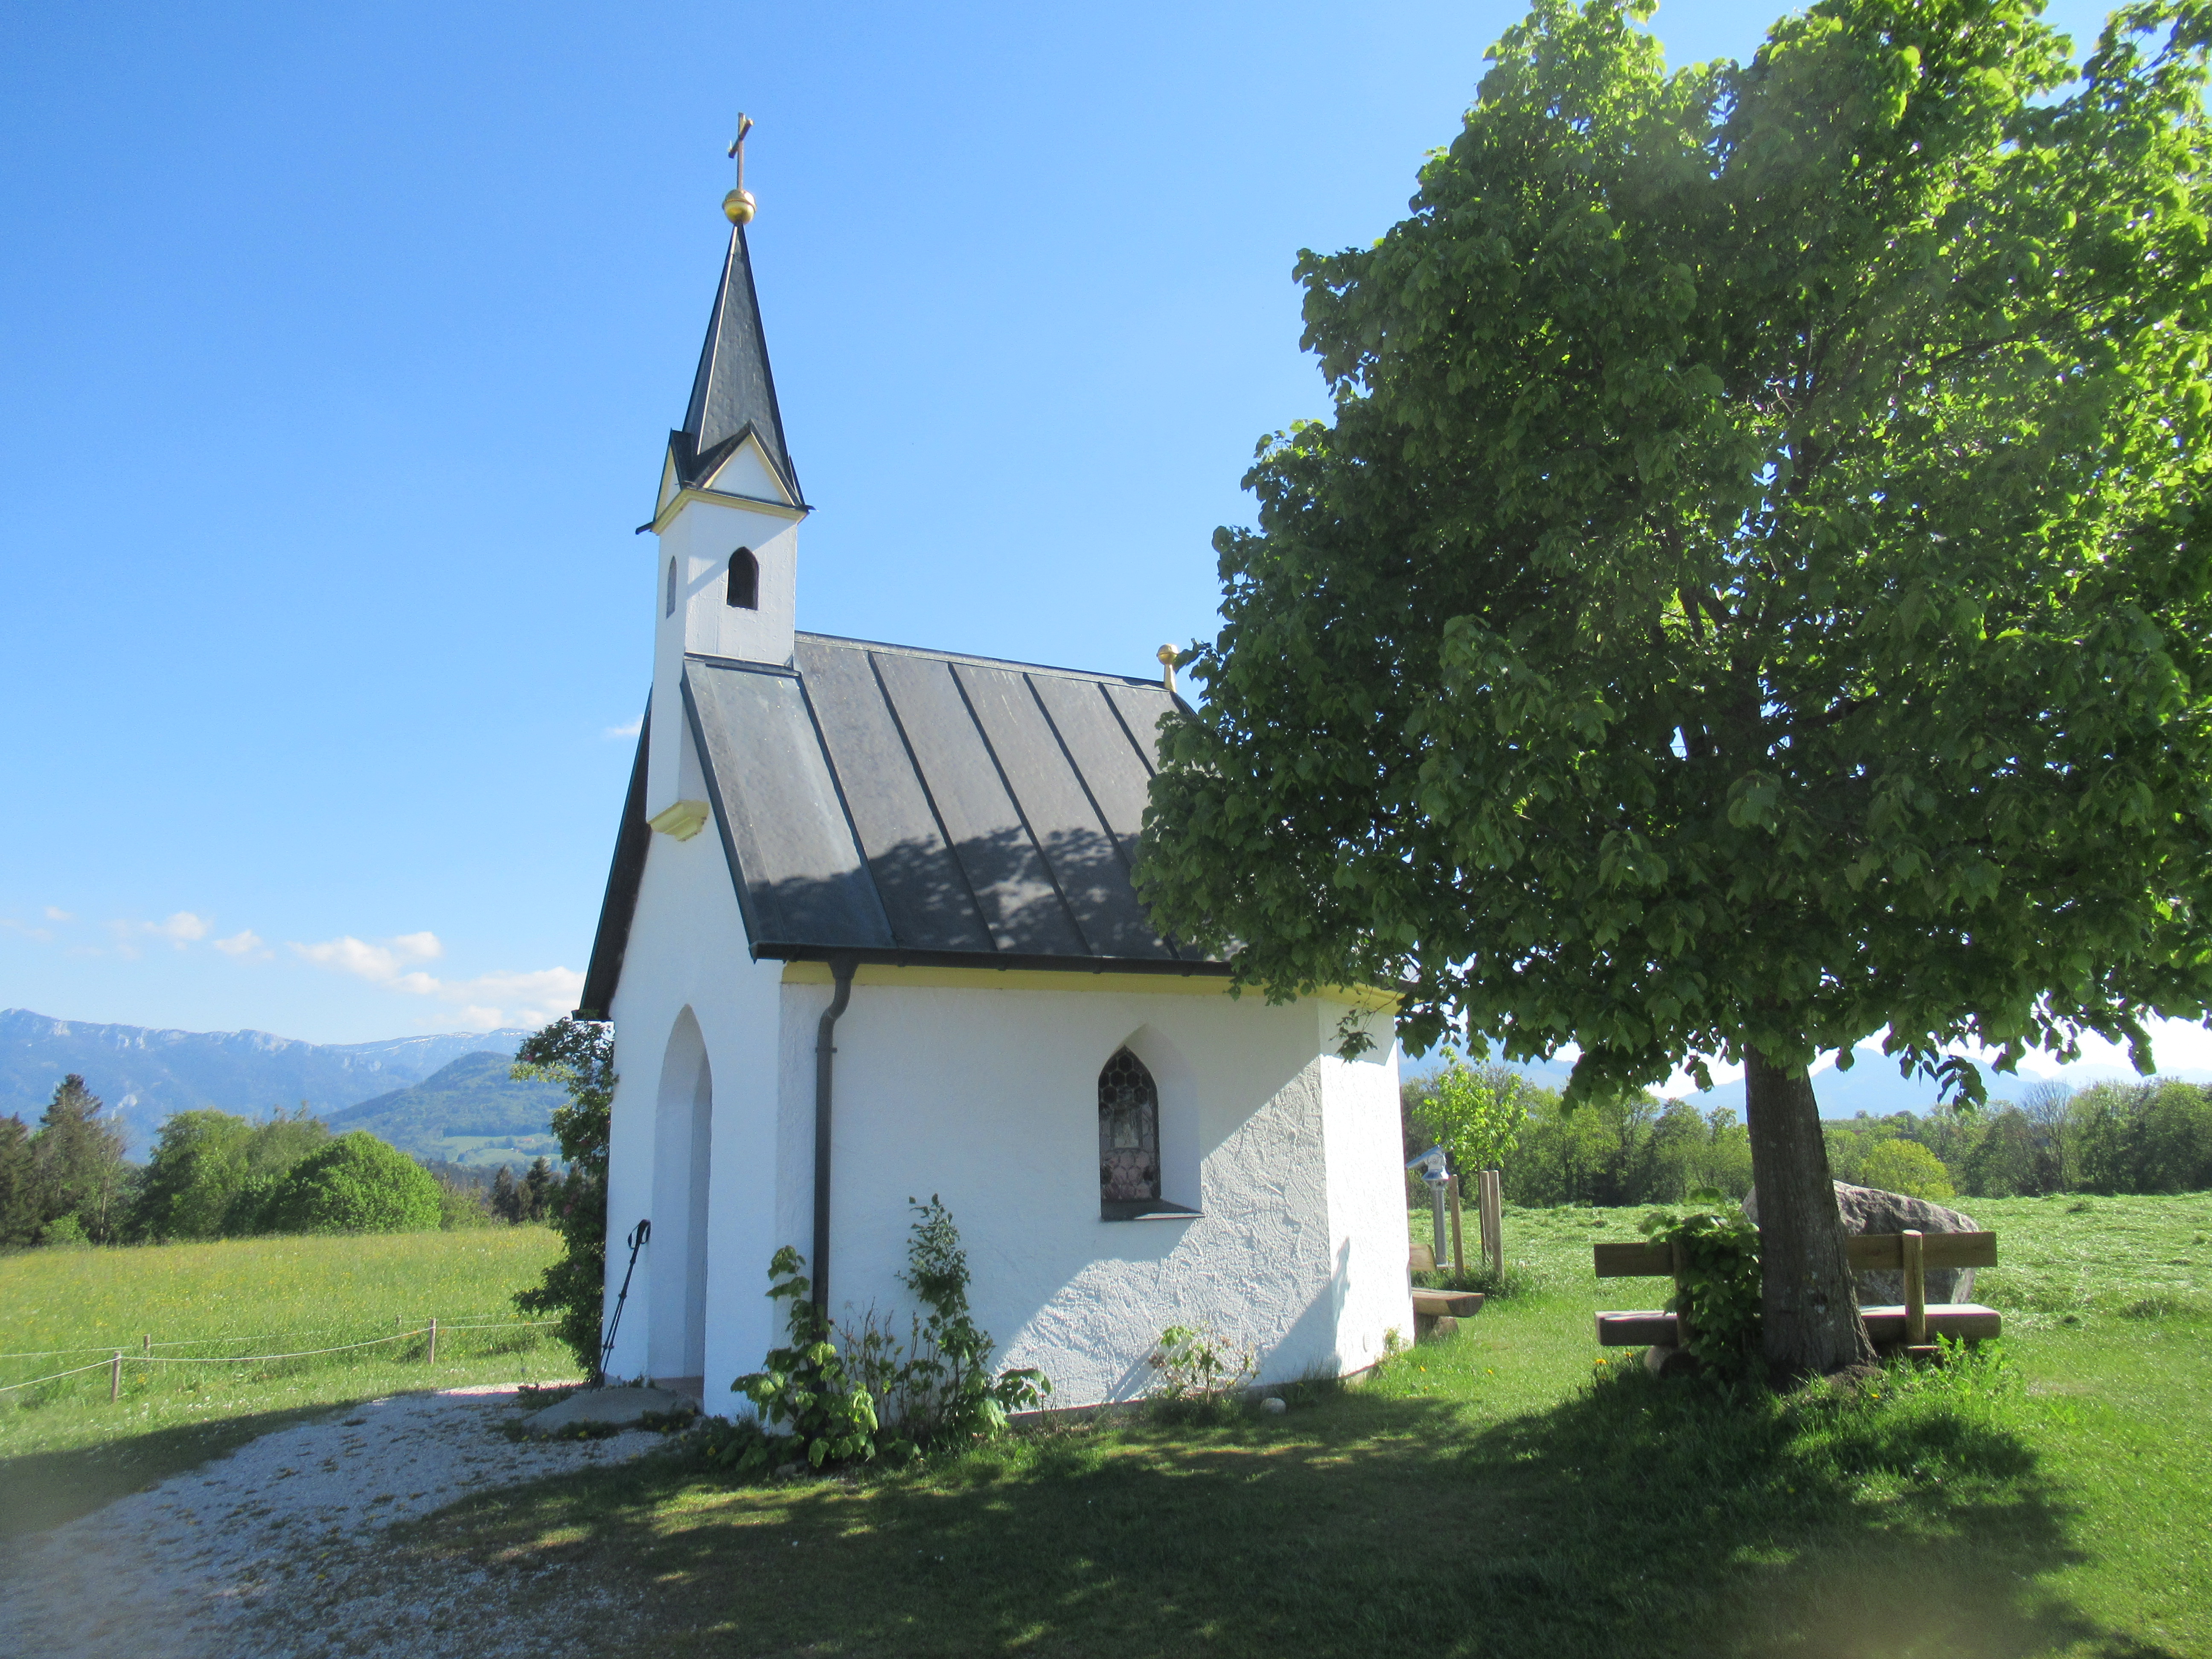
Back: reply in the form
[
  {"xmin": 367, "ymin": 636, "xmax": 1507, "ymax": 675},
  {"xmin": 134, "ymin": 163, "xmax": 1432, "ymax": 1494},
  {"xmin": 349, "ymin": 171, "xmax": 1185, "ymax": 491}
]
[{"xmin": 1592, "ymin": 1230, "xmax": 2002, "ymax": 1359}]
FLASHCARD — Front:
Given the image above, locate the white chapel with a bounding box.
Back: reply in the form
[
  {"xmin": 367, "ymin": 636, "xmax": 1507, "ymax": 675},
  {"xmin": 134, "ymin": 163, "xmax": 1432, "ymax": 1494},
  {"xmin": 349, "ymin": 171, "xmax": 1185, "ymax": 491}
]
[{"xmin": 576, "ymin": 173, "xmax": 1409, "ymax": 1409}]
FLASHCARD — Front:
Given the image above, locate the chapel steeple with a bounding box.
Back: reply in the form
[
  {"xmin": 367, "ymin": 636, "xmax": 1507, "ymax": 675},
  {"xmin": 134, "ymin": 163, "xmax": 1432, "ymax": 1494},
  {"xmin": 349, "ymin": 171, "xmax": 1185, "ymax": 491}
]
[
  {"xmin": 640, "ymin": 119, "xmax": 809, "ymax": 829},
  {"xmin": 670, "ymin": 224, "xmax": 801, "ymax": 505}
]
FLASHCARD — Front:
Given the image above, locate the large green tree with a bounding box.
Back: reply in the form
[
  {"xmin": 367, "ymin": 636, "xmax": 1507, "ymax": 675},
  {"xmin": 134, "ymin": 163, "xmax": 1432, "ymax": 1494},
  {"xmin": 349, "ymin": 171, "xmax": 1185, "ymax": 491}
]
[
  {"xmin": 30, "ymin": 1075, "xmax": 130, "ymax": 1243},
  {"xmin": 1140, "ymin": 0, "xmax": 2212, "ymax": 1376}
]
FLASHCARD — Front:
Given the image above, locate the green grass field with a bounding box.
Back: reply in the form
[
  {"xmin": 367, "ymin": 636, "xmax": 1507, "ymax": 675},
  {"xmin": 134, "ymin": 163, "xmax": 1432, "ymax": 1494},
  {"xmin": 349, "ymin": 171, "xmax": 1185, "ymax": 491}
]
[
  {"xmin": 0, "ymin": 1228, "xmax": 576, "ymax": 1534},
  {"xmin": 373, "ymin": 1192, "xmax": 2211, "ymax": 1658}
]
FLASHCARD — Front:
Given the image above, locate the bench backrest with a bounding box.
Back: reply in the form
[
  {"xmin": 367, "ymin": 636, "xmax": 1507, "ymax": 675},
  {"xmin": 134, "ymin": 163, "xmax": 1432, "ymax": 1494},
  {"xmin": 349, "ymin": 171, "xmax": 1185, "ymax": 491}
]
[{"xmin": 1593, "ymin": 1230, "xmax": 1996, "ymax": 1279}]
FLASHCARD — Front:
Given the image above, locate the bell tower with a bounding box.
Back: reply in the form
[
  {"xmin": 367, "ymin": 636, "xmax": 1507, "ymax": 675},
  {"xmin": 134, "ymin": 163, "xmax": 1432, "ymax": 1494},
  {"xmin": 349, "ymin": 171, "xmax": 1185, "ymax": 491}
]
[{"xmin": 642, "ymin": 116, "xmax": 807, "ymax": 832}]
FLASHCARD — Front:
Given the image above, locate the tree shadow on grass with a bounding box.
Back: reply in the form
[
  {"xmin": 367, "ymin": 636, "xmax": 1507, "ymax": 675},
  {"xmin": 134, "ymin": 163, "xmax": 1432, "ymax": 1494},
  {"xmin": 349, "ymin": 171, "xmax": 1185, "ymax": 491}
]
[
  {"xmin": 395, "ymin": 1374, "xmax": 2174, "ymax": 1659},
  {"xmin": 0, "ymin": 1403, "xmax": 343, "ymax": 1538}
]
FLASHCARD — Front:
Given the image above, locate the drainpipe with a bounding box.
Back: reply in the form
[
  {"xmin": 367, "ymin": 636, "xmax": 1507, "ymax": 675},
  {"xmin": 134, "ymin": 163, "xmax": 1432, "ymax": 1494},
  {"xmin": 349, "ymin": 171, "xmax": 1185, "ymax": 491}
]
[{"xmin": 812, "ymin": 955, "xmax": 857, "ymax": 1313}]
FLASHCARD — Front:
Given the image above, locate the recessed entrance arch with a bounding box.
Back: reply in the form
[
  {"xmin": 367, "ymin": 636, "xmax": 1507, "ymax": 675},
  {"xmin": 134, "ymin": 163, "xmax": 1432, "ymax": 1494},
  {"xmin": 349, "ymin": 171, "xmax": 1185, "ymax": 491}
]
[{"xmin": 649, "ymin": 1007, "xmax": 713, "ymax": 1381}]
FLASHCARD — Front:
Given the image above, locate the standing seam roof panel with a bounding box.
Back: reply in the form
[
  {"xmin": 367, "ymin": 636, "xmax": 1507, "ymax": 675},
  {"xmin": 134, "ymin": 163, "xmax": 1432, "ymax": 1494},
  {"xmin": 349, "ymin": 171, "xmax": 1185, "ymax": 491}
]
[
  {"xmin": 793, "ymin": 639, "xmax": 996, "ymax": 954},
  {"xmin": 683, "ymin": 661, "xmax": 890, "ymax": 950},
  {"xmin": 955, "ymin": 663, "xmax": 1172, "ymax": 960},
  {"xmin": 868, "ymin": 652, "xmax": 1090, "ymax": 957}
]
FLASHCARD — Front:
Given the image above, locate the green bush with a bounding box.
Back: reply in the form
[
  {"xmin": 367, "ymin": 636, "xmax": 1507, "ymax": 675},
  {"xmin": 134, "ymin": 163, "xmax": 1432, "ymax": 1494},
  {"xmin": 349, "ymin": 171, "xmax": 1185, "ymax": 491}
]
[
  {"xmin": 1856, "ymin": 1139, "xmax": 1956, "ymax": 1201},
  {"xmin": 259, "ymin": 1131, "xmax": 442, "ymax": 1234},
  {"xmin": 1639, "ymin": 1200, "xmax": 1763, "ymax": 1383}
]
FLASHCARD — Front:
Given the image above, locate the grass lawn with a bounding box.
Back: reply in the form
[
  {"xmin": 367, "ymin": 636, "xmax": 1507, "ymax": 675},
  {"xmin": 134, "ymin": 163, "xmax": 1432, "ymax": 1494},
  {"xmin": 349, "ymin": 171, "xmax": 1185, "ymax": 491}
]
[
  {"xmin": 376, "ymin": 1193, "xmax": 2211, "ymax": 1658},
  {"xmin": 0, "ymin": 1228, "xmax": 576, "ymax": 1535}
]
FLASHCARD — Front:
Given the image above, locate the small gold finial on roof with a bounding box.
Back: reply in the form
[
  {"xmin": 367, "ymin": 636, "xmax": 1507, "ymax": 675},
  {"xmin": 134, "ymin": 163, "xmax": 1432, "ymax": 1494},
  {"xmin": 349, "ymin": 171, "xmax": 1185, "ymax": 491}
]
[
  {"xmin": 1157, "ymin": 643, "xmax": 1180, "ymax": 695},
  {"xmin": 723, "ymin": 113, "xmax": 757, "ymax": 225}
]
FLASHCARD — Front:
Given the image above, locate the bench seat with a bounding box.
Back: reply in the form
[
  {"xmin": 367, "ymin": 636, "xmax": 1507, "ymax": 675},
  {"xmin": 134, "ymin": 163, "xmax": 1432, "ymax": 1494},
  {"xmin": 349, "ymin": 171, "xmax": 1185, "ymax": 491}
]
[
  {"xmin": 1595, "ymin": 1303, "xmax": 2001, "ymax": 1348},
  {"xmin": 1412, "ymin": 1288, "xmax": 1485, "ymax": 1318}
]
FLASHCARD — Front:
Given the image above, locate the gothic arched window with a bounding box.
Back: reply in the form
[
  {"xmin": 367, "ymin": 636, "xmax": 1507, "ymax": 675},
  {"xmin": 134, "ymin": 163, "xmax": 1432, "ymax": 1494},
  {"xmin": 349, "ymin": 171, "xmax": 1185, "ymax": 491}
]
[
  {"xmin": 1099, "ymin": 1048, "xmax": 1160, "ymax": 1217},
  {"xmin": 665, "ymin": 556, "xmax": 678, "ymax": 617},
  {"xmin": 726, "ymin": 547, "xmax": 758, "ymax": 610}
]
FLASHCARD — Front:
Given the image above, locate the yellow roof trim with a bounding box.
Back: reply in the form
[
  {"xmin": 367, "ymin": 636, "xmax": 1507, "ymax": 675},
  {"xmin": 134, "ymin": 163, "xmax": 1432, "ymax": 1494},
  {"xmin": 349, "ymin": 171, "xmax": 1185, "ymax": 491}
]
[
  {"xmin": 776, "ymin": 959, "xmax": 1398, "ymax": 1010},
  {"xmin": 649, "ymin": 483, "xmax": 807, "ymax": 536}
]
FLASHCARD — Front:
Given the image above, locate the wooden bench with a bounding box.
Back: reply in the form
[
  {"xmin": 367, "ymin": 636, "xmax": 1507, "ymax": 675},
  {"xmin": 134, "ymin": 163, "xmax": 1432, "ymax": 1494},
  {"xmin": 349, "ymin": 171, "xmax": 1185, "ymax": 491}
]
[
  {"xmin": 1409, "ymin": 1242, "xmax": 1485, "ymax": 1339},
  {"xmin": 1593, "ymin": 1230, "xmax": 2001, "ymax": 1363}
]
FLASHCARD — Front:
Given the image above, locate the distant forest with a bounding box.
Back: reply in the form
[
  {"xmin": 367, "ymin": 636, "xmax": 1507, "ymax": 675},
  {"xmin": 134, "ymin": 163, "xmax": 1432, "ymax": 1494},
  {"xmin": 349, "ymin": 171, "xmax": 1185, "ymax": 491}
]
[
  {"xmin": 0, "ymin": 1075, "xmax": 566, "ymax": 1249},
  {"xmin": 1404, "ymin": 1069, "xmax": 2212, "ymax": 1209}
]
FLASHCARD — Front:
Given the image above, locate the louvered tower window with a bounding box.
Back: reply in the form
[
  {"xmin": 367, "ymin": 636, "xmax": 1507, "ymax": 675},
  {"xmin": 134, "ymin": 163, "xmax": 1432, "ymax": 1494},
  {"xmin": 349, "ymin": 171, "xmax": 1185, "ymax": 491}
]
[
  {"xmin": 726, "ymin": 547, "xmax": 758, "ymax": 610},
  {"xmin": 1099, "ymin": 1048, "xmax": 1160, "ymax": 1217}
]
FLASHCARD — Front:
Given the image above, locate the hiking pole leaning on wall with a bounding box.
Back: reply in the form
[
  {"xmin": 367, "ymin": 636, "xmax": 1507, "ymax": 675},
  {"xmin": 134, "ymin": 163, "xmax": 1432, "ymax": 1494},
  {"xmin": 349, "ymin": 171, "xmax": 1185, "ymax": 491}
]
[{"xmin": 597, "ymin": 1218, "xmax": 650, "ymax": 1385}]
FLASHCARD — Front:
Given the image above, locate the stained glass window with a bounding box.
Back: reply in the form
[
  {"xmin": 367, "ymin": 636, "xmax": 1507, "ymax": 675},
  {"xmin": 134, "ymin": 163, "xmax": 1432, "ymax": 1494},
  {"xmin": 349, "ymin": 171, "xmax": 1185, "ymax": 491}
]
[{"xmin": 1099, "ymin": 1048, "xmax": 1160, "ymax": 1215}]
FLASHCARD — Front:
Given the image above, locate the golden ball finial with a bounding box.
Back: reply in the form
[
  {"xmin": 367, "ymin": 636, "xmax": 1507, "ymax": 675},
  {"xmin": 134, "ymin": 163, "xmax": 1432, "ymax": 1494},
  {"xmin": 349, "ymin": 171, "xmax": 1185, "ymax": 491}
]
[{"xmin": 723, "ymin": 188, "xmax": 757, "ymax": 225}]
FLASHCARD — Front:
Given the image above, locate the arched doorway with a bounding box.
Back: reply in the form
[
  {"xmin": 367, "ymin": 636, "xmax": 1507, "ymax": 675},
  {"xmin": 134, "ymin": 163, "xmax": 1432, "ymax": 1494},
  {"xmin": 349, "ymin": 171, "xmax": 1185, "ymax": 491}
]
[{"xmin": 649, "ymin": 1009, "xmax": 713, "ymax": 1382}]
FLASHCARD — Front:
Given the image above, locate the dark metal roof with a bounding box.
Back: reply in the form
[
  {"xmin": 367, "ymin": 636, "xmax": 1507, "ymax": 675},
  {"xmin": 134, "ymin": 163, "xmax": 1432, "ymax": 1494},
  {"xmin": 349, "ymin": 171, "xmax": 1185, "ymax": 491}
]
[
  {"xmin": 577, "ymin": 635, "xmax": 1215, "ymax": 1015},
  {"xmin": 673, "ymin": 226, "xmax": 801, "ymax": 502}
]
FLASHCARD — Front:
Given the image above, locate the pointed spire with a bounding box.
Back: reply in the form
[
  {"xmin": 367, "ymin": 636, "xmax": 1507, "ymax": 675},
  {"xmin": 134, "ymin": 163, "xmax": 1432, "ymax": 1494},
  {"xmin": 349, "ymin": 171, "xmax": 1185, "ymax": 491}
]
[{"xmin": 675, "ymin": 224, "xmax": 801, "ymax": 504}]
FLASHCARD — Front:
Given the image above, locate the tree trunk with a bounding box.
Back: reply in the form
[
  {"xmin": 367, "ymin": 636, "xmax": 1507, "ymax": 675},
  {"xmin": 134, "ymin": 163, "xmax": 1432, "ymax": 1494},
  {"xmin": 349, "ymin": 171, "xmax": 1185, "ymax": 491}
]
[{"xmin": 1743, "ymin": 1046, "xmax": 1874, "ymax": 1380}]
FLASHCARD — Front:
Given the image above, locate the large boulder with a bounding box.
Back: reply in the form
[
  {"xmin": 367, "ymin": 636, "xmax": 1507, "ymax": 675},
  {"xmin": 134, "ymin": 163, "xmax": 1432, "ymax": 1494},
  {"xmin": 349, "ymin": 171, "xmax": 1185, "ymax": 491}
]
[{"xmin": 1743, "ymin": 1181, "xmax": 1979, "ymax": 1305}]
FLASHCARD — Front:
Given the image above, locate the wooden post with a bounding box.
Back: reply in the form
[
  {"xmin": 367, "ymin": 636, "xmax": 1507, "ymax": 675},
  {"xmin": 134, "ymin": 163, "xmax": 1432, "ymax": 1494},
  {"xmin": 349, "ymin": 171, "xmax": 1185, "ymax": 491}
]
[
  {"xmin": 427, "ymin": 1317, "xmax": 438, "ymax": 1365},
  {"xmin": 141, "ymin": 1333, "xmax": 150, "ymax": 1356},
  {"xmin": 1447, "ymin": 1177, "xmax": 1466, "ymax": 1278},
  {"xmin": 1478, "ymin": 1170, "xmax": 1505, "ymax": 1276},
  {"xmin": 110, "ymin": 1351, "xmax": 122, "ymax": 1403},
  {"xmin": 1902, "ymin": 1229, "xmax": 1926, "ymax": 1346}
]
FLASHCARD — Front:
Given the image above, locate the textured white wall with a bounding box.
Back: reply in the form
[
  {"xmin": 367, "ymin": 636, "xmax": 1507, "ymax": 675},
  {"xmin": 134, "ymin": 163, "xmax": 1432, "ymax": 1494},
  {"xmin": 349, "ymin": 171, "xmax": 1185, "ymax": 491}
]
[
  {"xmin": 646, "ymin": 489, "xmax": 799, "ymax": 818},
  {"xmin": 602, "ymin": 778, "xmax": 784, "ymax": 1392},
  {"xmin": 767, "ymin": 975, "xmax": 1409, "ymax": 1408}
]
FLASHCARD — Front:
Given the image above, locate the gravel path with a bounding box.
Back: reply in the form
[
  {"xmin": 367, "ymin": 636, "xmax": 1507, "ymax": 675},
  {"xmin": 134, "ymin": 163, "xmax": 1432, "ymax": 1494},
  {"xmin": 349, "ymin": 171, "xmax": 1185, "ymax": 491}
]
[{"xmin": 0, "ymin": 1385, "xmax": 665, "ymax": 1659}]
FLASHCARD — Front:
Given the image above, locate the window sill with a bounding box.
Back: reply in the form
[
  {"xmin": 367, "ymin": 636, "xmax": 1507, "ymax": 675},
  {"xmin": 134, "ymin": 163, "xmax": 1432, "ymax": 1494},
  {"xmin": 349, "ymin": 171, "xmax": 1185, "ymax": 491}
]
[{"xmin": 1101, "ymin": 1202, "xmax": 1202, "ymax": 1223}]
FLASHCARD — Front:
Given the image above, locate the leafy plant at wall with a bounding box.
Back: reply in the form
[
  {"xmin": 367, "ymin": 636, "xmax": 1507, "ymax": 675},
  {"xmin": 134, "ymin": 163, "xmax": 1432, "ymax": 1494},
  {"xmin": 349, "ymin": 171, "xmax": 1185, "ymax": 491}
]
[
  {"xmin": 731, "ymin": 1247, "xmax": 883, "ymax": 1470},
  {"xmin": 891, "ymin": 1194, "xmax": 1051, "ymax": 1442},
  {"xmin": 713, "ymin": 1200, "xmax": 1050, "ymax": 1474},
  {"xmin": 1639, "ymin": 1199, "xmax": 1763, "ymax": 1383},
  {"xmin": 1147, "ymin": 1321, "xmax": 1257, "ymax": 1421},
  {"xmin": 509, "ymin": 1017, "xmax": 614, "ymax": 1373}
]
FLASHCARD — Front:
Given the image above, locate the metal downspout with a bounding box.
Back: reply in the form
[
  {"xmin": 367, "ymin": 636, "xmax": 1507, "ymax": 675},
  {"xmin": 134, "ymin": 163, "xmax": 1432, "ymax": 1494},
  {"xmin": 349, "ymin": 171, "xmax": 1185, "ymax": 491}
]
[{"xmin": 811, "ymin": 956, "xmax": 857, "ymax": 1312}]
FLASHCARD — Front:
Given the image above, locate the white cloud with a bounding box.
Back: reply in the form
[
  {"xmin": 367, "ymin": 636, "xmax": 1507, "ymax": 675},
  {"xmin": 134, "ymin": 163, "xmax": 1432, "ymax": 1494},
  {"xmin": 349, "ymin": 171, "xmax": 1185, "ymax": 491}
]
[
  {"xmin": 43, "ymin": 906, "xmax": 72, "ymax": 922},
  {"xmin": 212, "ymin": 929, "xmax": 266, "ymax": 958},
  {"xmin": 291, "ymin": 931, "xmax": 579, "ymax": 1028},
  {"xmin": 149, "ymin": 912, "xmax": 208, "ymax": 946},
  {"xmin": 605, "ymin": 718, "xmax": 643, "ymax": 740},
  {"xmin": 0, "ymin": 917, "xmax": 57, "ymax": 944},
  {"xmin": 292, "ymin": 932, "xmax": 444, "ymax": 983}
]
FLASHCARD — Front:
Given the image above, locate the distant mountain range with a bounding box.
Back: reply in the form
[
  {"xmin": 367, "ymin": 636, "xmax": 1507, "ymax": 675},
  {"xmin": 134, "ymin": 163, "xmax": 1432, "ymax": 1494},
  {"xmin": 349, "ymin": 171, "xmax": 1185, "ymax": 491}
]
[
  {"xmin": 0, "ymin": 1009, "xmax": 534, "ymax": 1156},
  {"xmin": 329, "ymin": 1051, "xmax": 567, "ymax": 1167}
]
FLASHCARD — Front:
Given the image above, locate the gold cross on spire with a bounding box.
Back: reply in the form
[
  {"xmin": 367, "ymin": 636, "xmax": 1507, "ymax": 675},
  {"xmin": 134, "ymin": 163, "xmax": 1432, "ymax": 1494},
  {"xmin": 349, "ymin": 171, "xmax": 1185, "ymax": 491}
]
[{"xmin": 723, "ymin": 114, "xmax": 757, "ymax": 225}]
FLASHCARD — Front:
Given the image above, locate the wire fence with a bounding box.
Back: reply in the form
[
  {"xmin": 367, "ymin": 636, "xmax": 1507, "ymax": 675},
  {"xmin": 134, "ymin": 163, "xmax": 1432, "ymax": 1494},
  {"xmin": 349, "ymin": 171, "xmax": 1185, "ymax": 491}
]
[{"xmin": 0, "ymin": 1317, "xmax": 561, "ymax": 1398}]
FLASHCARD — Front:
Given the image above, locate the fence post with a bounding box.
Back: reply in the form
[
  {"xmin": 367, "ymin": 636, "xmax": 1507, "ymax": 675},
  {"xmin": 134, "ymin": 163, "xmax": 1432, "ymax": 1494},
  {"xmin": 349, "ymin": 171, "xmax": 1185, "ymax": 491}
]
[
  {"xmin": 110, "ymin": 1351, "xmax": 122, "ymax": 1403},
  {"xmin": 1479, "ymin": 1170, "xmax": 1505, "ymax": 1276},
  {"xmin": 1447, "ymin": 1176, "xmax": 1466, "ymax": 1277},
  {"xmin": 427, "ymin": 1318, "xmax": 437, "ymax": 1365},
  {"xmin": 142, "ymin": 1333, "xmax": 150, "ymax": 1356}
]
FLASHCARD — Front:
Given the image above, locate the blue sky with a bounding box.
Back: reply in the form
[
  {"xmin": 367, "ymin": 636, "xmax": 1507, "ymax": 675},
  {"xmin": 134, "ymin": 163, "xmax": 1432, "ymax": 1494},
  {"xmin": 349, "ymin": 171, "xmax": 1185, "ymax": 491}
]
[{"xmin": 0, "ymin": 0, "xmax": 2147, "ymax": 1047}]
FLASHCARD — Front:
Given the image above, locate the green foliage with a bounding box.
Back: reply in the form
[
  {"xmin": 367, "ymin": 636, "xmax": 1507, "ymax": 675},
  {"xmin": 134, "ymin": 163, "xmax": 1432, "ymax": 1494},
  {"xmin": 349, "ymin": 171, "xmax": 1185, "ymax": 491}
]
[
  {"xmin": 728, "ymin": 1247, "xmax": 882, "ymax": 1471},
  {"xmin": 1146, "ymin": 1322, "xmax": 1257, "ymax": 1419},
  {"xmin": 1855, "ymin": 1138, "xmax": 1957, "ymax": 1201},
  {"xmin": 1414, "ymin": 1050, "xmax": 1530, "ymax": 1179},
  {"xmin": 715, "ymin": 1203, "xmax": 1048, "ymax": 1474},
  {"xmin": 131, "ymin": 1108, "xmax": 333, "ymax": 1242},
  {"xmin": 1139, "ymin": 0, "xmax": 2212, "ymax": 1365},
  {"xmin": 29, "ymin": 1076, "xmax": 129, "ymax": 1244},
  {"xmin": 509, "ymin": 1017, "xmax": 614, "ymax": 1374},
  {"xmin": 256, "ymin": 1131, "xmax": 442, "ymax": 1234},
  {"xmin": 0, "ymin": 1115, "xmax": 38, "ymax": 1246},
  {"xmin": 1639, "ymin": 1200, "xmax": 1764, "ymax": 1382},
  {"xmin": 1143, "ymin": 0, "xmax": 2212, "ymax": 1100},
  {"xmin": 888, "ymin": 1195, "xmax": 1051, "ymax": 1442}
]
